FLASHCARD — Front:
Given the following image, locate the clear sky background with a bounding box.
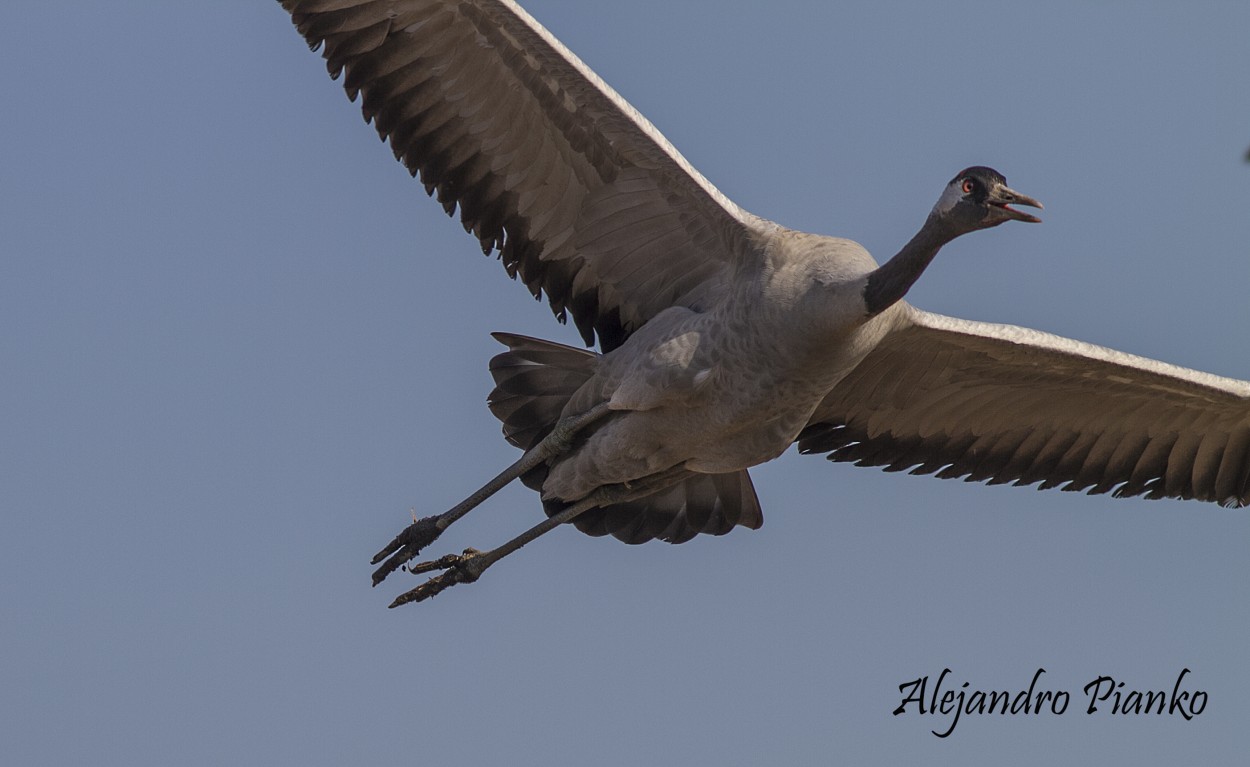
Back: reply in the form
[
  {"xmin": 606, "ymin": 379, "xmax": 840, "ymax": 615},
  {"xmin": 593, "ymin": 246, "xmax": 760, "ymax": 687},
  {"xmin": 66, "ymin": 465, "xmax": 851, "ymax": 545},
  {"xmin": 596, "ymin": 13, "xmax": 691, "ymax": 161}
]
[{"xmin": 4, "ymin": 1, "xmax": 1249, "ymax": 764}]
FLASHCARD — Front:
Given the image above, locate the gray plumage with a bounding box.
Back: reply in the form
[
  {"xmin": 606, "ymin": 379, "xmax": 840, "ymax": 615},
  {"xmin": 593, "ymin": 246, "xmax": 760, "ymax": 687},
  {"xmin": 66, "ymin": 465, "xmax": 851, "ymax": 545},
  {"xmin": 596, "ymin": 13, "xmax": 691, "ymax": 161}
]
[
  {"xmin": 488, "ymin": 333, "xmax": 762, "ymax": 543},
  {"xmin": 280, "ymin": 0, "xmax": 1250, "ymax": 569}
]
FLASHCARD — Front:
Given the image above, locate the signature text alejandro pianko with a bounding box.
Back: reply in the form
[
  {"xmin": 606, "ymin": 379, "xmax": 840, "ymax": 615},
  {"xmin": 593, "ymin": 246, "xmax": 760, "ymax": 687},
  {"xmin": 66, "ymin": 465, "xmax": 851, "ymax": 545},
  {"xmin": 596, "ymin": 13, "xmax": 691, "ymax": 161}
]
[{"xmin": 894, "ymin": 668, "xmax": 1206, "ymax": 737}]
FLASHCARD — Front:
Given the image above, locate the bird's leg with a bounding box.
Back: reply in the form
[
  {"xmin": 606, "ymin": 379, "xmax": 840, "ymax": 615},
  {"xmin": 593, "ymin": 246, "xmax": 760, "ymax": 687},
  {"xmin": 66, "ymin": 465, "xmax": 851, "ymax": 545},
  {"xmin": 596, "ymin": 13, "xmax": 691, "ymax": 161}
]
[
  {"xmin": 370, "ymin": 402, "xmax": 613, "ymax": 586},
  {"xmin": 386, "ymin": 493, "xmax": 606, "ymax": 607},
  {"xmin": 387, "ymin": 466, "xmax": 690, "ymax": 607}
]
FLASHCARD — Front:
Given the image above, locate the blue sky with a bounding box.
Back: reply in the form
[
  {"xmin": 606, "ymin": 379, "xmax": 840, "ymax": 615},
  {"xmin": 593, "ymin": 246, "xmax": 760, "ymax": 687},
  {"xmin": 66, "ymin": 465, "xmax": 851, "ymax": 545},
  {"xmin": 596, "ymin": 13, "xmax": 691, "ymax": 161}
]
[{"xmin": 3, "ymin": 1, "xmax": 1249, "ymax": 764}]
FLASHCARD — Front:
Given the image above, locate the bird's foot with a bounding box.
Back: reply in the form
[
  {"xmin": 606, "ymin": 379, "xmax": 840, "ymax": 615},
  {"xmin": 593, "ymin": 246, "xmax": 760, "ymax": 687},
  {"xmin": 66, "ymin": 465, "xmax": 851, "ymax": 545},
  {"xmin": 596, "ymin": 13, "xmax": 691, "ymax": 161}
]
[
  {"xmin": 370, "ymin": 514, "xmax": 445, "ymax": 586},
  {"xmin": 388, "ymin": 548, "xmax": 487, "ymax": 608}
]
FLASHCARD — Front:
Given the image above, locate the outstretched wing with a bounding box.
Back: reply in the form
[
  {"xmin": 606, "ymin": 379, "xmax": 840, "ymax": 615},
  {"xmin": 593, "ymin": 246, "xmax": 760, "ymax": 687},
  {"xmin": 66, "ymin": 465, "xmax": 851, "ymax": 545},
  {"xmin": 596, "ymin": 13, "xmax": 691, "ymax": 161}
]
[
  {"xmin": 281, "ymin": 0, "xmax": 766, "ymax": 350},
  {"xmin": 799, "ymin": 306, "xmax": 1250, "ymax": 506}
]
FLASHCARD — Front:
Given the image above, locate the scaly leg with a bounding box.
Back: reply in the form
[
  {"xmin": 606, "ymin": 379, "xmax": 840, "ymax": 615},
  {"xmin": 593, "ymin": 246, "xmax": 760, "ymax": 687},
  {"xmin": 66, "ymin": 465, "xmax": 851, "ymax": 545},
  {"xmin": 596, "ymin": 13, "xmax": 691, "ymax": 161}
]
[
  {"xmin": 370, "ymin": 403, "xmax": 613, "ymax": 586},
  {"xmin": 387, "ymin": 466, "xmax": 690, "ymax": 607}
]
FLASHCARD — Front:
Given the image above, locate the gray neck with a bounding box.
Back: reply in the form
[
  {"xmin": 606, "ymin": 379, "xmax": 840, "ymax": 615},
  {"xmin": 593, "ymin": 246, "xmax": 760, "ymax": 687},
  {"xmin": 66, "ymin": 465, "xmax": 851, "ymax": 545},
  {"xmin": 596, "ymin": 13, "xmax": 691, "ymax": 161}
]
[{"xmin": 862, "ymin": 214, "xmax": 961, "ymax": 317}]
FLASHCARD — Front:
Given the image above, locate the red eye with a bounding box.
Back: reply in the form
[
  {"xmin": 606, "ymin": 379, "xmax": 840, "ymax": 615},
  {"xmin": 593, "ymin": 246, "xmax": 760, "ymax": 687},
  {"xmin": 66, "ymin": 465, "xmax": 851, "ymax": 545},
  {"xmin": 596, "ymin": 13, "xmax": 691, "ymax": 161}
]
[{"xmin": 961, "ymin": 178, "xmax": 976, "ymax": 194}]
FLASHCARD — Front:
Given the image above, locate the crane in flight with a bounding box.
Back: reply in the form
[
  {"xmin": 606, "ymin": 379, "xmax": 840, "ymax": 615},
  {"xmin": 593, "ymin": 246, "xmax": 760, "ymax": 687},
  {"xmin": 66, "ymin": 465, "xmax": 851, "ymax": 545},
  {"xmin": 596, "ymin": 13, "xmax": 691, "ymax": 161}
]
[{"xmin": 278, "ymin": 0, "xmax": 1250, "ymax": 606}]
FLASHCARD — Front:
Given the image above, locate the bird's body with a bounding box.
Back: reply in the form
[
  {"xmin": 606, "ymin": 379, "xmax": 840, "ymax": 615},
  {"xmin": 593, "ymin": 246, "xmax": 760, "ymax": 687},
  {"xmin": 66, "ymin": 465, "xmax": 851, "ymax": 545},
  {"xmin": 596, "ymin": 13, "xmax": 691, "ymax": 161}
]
[
  {"xmin": 545, "ymin": 226, "xmax": 888, "ymax": 500},
  {"xmin": 278, "ymin": 0, "xmax": 1250, "ymax": 604}
]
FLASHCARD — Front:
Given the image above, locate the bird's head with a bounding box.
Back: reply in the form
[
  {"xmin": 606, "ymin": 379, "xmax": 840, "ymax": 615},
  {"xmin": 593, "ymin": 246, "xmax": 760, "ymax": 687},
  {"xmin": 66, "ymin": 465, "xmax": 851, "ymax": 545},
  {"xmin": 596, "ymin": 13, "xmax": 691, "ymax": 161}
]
[
  {"xmin": 862, "ymin": 166, "xmax": 1043, "ymax": 316},
  {"xmin": 931, "ymin": 166, "xmax": 1043, "ymax": 231}
]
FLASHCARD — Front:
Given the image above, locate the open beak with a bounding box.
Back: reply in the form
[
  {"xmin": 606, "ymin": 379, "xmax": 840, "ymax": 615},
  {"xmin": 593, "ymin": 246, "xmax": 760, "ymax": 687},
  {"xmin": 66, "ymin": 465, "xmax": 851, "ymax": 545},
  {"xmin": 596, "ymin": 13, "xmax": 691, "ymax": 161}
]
[{"xmin": 989, "ymin": 184, "xmax": 1043, "ymax": 223}]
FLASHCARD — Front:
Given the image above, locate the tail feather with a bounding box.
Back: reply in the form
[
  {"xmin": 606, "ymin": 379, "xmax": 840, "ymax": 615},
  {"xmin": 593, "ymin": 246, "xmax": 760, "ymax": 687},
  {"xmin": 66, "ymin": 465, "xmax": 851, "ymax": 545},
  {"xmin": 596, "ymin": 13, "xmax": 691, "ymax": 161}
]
[
  {"xmin": 577, "ymin": 470, "xmax": 763, "ymax": 544},
  {"xmin": 488, "ymin": 332, "xmax": 597, "ymax": 451},
  {"xmin": 486, "ymin": 333, "xmax": 764, "ymax": 544}
]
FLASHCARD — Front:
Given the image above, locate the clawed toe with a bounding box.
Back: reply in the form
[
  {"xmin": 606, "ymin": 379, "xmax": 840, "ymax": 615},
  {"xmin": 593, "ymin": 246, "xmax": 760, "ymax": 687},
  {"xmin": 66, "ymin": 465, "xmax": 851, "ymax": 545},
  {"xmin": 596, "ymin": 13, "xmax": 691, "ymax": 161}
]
[
  {"xmin": 370, "ymin": 515, "xmax": 445, "ymax": 586},
  {"xmin": 405, "ymin": 547, "xmax": 482, "ymax": 574},
  {"xmin": 369, "ymin": 404, "xmax": 615, "ymax": 607},
  {"xmin": 388, "ymin": 548, "xmax": 486, "ymax": 608}
]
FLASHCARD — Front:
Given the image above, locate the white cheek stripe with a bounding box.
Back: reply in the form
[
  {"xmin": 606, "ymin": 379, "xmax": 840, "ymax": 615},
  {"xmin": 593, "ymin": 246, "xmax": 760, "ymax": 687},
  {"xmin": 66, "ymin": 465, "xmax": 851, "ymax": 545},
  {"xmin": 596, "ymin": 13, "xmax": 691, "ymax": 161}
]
[{"xmin": 933, "ymin": 183, "xmax": 963, "ymax": 217}]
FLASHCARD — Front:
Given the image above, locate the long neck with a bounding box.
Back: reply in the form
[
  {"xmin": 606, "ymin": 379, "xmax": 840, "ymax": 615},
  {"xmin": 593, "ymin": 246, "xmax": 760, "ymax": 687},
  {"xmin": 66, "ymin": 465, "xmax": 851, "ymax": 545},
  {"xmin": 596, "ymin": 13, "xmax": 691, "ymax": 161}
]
[{"xmin": 862, "ymin": 214, "xmax": 961, "ymax": 317}]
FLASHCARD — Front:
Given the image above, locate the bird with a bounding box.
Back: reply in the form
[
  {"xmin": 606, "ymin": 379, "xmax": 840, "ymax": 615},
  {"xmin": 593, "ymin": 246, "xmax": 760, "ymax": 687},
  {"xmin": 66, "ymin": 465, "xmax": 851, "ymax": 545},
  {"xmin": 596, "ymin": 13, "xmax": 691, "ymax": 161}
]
[{"xmin": 278, "ymin": 0, "xmax": 1250, "ymax": 606}]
